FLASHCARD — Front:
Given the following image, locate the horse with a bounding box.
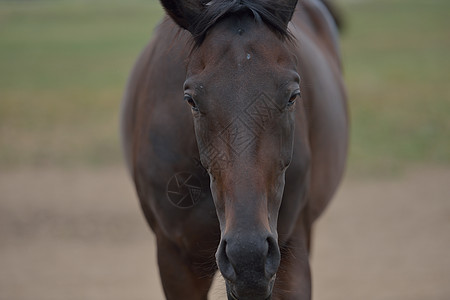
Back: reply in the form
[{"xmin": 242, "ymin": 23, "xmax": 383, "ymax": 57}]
[{"xmin": 121, "ymin": 0, "xmax": 348, "ymax": 299}]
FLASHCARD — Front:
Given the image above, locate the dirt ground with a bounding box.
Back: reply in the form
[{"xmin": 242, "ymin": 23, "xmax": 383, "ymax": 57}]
[{"xmin": 1, "ymin": 166, "xmax": 449, "ymax": 300}]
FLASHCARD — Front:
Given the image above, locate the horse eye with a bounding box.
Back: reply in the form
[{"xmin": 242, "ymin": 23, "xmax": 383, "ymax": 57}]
[
  {"xmin": 288, "ymin": 90, "xmax": 301, "ymax": 106},
  {"xmin": 184, "ymin": 94, "xmax": 199, "ymax": 111}
]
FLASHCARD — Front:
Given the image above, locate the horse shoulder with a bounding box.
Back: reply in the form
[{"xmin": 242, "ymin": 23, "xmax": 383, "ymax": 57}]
[
  {"xmin": 289, "ymin": 21, "xmax": 348, "ymax": 223},
  {"xmin": 121, "ymin": 18, "xmax": 189, "ymax": 175}
]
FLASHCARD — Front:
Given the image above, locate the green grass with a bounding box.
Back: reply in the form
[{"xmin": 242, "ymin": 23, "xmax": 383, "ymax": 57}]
[
  {"xmin": 0, "ymin": 0, "xmax": 163, "ymax": 167},
  {"xmin": 340, "ymin": 0, "xmax": 450, "ymax": 175},
  {"xmin": 0, "ymin": 0, "xmax": 449, "ymax": 174}
]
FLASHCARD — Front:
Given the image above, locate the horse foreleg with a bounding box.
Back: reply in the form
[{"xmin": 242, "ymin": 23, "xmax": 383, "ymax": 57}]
[
  {"xmin": 155, "ymin": 233, "xmax": 215, "ymax": 300},
  {"xmin": 272, "ymin": 218, "xmax": 312, "ymax": 300}
]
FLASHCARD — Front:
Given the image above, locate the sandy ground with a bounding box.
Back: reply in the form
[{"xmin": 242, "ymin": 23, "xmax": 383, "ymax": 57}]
[{"xmin": 1, "ymin": 166, "xmax": 449, "ymax": 300}]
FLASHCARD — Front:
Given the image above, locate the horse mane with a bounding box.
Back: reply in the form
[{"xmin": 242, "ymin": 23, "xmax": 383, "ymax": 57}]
[
  {"xmin": 190, "ymin": 0, "xmax": 294, "ymax": 45},
  {"xmin": 319, "ymin": 0, "xmax": 344, "ymax": 31}
]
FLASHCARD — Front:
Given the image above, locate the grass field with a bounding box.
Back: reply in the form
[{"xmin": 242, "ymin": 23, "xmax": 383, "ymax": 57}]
[
  {"xmin": 341, "ymin": 0, "xmax": 450, "ymax": 174},
  {"xmin": 0, "ymin": 0, "xmax": 449, "ymax": 174}
]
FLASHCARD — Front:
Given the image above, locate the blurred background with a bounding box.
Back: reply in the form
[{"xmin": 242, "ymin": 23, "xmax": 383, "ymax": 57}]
[{"xmin": 0, "ymin": 0, "xmax": 449, "ymax": 299}]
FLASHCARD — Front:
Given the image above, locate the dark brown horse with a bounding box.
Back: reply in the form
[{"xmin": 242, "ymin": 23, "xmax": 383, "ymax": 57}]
[{"xmin": 121, "ymin": 0, "xmax": 348, "ymax": 299}]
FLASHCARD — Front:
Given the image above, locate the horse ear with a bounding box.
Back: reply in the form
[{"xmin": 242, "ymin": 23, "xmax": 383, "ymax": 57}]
[
  {"xmin": 269, "ymin": 0, "xmax": 298, "ymax": 27},
  {"xmin": 159, "ymin": 0, "xmax": 204, "ymax": 31}
]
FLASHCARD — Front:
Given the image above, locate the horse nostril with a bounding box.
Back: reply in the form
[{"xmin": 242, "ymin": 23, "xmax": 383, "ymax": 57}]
[
  {"xmin": 217, "ymin": 235, "xmax": 280, "ymax": 284},
  {"xmin": 216, "ymin": 240, "xmax": 237, "ymax": 281},
  {"xmin": 265, "ymin": 236, "xmax": 281, "ymax": 278}
]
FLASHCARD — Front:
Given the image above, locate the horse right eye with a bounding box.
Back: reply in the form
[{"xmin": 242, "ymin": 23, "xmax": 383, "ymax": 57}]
[{"xmin": 287, "ymin": 90, "xmax": 301, "ymax": 107}]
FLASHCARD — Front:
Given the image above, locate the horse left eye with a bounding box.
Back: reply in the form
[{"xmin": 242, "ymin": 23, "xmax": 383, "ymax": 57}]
[
  {"xmin": 288, "ymin": 90, "xmax": 301, "ymax": 106},
  {"xmin": 184, "ymin": 94, "xmax": 199, "ymax": 111}
]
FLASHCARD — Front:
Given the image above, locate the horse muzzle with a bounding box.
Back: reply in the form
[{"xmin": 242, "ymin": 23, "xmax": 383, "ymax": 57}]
[
  {"xmin": 216, "ymin": 233, "xmax": 280, "ymax": 300},
  {"xmin": 226, "ymin": 276, "xmax": 276, "ymax": 300}
]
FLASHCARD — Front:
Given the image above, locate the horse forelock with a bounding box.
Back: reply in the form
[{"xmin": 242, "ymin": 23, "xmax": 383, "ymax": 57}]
[{"xmin": 190, "ymin": 0, "xmax": 294, "ymax": 46}]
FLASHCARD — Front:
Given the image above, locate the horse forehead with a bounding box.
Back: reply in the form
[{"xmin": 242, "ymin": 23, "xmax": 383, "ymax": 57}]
[{"xmin": 201, "ymin": 22, "xmax": 286, "ymax": 65}]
